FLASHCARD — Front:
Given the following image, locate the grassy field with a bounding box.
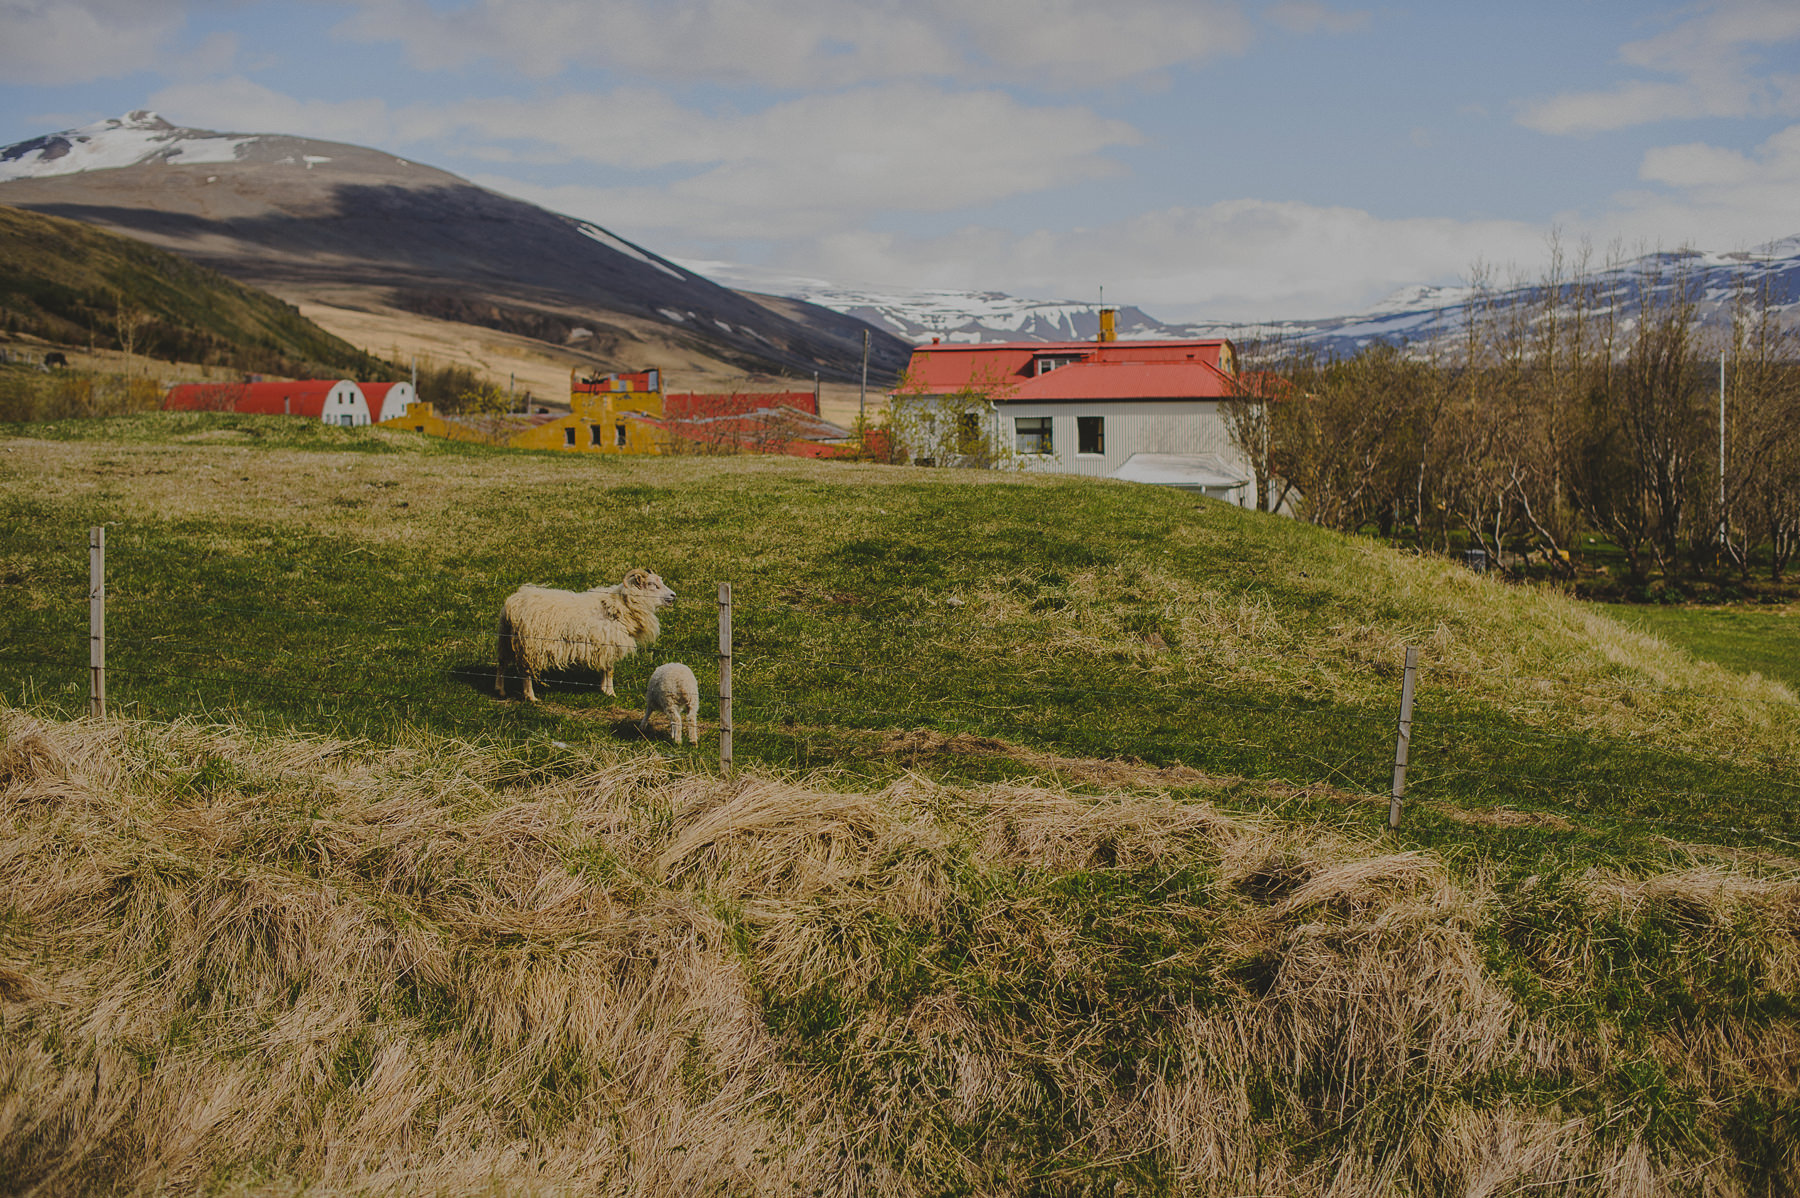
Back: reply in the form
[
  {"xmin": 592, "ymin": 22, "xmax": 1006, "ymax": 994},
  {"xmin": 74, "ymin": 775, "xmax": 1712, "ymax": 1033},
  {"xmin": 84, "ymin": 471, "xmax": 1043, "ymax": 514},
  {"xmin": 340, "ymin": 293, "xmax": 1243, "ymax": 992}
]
[
  {"xmin": 1601, "ymin": 601, "xmax": 1800, "ymax": 692},
  {"xmin": 4, "ymin": 413, "xmax": 1795, "ymax": 853},
  {"xmin": 3, "ymin": 413, "xmax": 1799, "ymax": 1194}
]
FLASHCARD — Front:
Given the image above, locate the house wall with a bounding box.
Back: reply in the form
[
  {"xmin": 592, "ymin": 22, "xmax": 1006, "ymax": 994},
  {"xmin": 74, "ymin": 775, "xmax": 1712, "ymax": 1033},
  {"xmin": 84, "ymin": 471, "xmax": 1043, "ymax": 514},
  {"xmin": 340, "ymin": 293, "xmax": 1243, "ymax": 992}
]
[
  {"xmin": 510, "ymin": 390, "xmax": 668, "ymax": 455},
  {"xmin": 994, "ymin": 400, "xmax": 1252, "ymax": 499}
]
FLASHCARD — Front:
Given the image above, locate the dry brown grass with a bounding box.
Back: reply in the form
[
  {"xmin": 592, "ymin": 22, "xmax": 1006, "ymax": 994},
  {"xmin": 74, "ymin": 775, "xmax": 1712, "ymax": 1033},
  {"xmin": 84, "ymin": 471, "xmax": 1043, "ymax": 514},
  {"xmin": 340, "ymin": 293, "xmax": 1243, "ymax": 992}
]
[{"xmin": 4, "ymin": 708, "xmax": 1798, "ymax": 1196}]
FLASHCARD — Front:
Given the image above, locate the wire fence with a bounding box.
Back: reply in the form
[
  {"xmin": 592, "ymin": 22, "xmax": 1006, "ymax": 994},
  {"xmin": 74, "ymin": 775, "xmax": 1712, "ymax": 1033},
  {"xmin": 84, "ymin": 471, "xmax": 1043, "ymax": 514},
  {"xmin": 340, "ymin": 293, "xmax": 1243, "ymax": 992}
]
[{"xmin": 3, "ymin": 526, "xmax": 1797, "ymax": 849}]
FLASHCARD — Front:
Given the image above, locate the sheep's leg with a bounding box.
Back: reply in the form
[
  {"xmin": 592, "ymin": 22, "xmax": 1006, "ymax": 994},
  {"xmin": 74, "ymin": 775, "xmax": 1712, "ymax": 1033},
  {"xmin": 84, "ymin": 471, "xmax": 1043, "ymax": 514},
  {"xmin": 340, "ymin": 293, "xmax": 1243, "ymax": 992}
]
[
  {"xmin": 685, "ymin": 710, "xmax": 698, "ymax": 744},
  {"xmin": 602, "ymin": 666, "xmax": 615, "ymax": 697},
  {"xmin": 521, "ymin": 672, "xmax": 537, "ymax": 703},
  {"xmin": 494, "ymin": 631, "xmax": 510, "ymax": 697}
]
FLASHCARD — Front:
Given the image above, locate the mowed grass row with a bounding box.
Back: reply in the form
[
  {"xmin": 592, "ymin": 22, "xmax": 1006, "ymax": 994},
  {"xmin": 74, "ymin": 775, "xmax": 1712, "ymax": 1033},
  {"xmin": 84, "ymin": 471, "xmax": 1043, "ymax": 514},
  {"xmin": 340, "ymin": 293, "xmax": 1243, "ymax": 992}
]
[{"xmin": 2, "ymin": 414, "xmax": 1797, "ymax": 855}]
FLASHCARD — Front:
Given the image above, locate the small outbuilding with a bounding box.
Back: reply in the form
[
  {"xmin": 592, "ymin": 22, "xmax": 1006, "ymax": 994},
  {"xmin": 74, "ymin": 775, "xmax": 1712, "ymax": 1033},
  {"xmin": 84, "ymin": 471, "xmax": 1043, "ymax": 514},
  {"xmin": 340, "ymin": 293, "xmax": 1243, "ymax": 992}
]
[
  {"xmin": 163, "ymin": 380, "xmax": 374, "ymax": 426},
  {"xmin": 360, "ymin": 382, "xmax": 418, "ymax": 424}
]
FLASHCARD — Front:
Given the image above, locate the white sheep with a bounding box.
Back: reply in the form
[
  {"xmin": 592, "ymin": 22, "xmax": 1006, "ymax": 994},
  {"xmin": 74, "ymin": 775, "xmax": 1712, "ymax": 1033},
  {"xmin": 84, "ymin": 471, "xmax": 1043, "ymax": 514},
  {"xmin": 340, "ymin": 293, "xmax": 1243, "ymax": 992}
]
[
  {"xmin": 494, "ymin": 568, "xmax": 676, "ymax": 702},
  {"xmin": 640, "ymin": 662, "xmax": 700, "ymax": 743}
]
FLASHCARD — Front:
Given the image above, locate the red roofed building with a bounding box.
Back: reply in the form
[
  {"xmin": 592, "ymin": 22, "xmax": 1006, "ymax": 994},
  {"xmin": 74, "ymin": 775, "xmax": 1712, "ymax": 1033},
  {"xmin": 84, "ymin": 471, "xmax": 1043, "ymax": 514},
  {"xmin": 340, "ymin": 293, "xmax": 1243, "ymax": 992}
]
[
  {"xmin": 898, "ymin": 333, "xmax": 1257, "ymax": 503},
  {"xmin": 163, "ymin": 379, "xmax": 374, "ymax": 426},
  {"xmin": 661, "ymin": 390, "xmax": 850, "ymax": 457},
  {"xmin": 360, "ymin": 382, "xmax": 418, "ymax": 423}
]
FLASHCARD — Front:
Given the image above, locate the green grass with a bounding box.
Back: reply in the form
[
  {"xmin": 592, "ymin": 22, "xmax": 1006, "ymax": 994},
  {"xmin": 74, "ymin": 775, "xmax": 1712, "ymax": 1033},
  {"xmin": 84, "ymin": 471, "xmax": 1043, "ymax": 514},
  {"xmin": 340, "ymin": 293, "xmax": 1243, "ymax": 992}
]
[
  {"xmin": 1601, "ymin": 601, "xmax": 1800, "ymax": 692},
  {"xmin": 3, "ymin": 414, "xmax": 1798, "ymax": 865},
  {"xmin": 0, "ymin": 203, "xmax": 394, "ymax": 381}
]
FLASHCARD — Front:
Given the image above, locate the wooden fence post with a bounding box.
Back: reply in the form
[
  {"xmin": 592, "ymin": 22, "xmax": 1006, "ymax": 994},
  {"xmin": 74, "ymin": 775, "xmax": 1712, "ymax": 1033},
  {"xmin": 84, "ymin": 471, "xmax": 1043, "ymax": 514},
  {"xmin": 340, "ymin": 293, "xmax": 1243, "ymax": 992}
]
[
  {"xmin": 718, "ymin": 582, "xmax": 733, "ymax": 773},
  {"xmin": 1388, "ymin": 646, "xmax": 1418, "ymax": 830},
  {"xmin": 89, "ymin": 526, "xmax": 106, "ymax": 718}
]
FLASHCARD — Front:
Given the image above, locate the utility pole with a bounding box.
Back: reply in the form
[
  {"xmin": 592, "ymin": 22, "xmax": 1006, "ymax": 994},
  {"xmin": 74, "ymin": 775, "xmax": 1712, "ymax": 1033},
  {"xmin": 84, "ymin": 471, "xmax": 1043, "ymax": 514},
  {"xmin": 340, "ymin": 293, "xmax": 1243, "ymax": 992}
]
[
  {"xmin": 859, "ymin": 329, "xmax": 869, "ymax": 425},
  {"xmin": 1718, "ymin": 351, "xmax": 1727, "ymax": 555}
]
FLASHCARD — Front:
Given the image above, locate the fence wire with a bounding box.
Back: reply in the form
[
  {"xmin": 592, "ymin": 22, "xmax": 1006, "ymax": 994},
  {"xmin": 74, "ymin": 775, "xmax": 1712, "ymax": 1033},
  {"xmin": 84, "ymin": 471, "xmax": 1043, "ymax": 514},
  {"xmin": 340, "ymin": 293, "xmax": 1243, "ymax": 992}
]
[{"xmin": 2, "ymin": 534, "xmax": 1796, "ymax": 850}]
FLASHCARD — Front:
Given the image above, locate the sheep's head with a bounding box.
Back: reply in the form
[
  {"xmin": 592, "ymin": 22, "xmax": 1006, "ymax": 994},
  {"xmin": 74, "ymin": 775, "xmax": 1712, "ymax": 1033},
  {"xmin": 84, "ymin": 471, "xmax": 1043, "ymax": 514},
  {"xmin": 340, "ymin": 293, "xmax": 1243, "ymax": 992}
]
[{"xmin": 620, "ymin": 568, "xmax": 677, "ymax": 608}]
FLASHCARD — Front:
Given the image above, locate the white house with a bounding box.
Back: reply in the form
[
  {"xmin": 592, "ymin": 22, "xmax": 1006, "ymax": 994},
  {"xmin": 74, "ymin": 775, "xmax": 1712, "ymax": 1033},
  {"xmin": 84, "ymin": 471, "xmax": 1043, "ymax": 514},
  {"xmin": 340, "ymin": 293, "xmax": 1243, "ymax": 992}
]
[{"xmin": 898, "ymin": 333, "xmax": 1259, "ymax": 505}]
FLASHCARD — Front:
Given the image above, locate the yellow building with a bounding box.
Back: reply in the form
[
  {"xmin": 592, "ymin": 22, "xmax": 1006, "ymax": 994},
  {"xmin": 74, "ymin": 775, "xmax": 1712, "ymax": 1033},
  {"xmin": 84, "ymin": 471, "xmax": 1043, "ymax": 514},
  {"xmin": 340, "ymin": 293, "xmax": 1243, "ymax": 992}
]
[
  {"xmin": 384, "ymin": 401, "xmax": 552, "ymax": 446},
  {"xmin": 380, "ymin": 368, "xmax": 671, "ymax": 455}
]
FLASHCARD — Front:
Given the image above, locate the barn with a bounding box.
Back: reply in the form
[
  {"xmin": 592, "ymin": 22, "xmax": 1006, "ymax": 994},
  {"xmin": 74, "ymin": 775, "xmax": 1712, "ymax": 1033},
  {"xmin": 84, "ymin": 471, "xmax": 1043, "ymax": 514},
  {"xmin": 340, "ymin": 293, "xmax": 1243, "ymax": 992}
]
[
  {"xmin": 163, "ymin": 380, "xmax": 374, "ymax": 426},
  {"xmin": 360, "ymin": 382, "xmax": 418, "ymax": 424}
]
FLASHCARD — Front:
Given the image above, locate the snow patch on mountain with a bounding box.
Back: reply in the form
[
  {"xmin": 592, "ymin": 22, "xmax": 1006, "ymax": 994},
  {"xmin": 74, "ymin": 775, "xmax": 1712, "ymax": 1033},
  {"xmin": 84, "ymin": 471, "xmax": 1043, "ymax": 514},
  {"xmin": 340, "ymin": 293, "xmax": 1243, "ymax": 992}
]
[
  {"xmin": 576, "ymin": 223, "xmax": 684, "ymax": 281},
  {"xmin": 722, "ymin": 237, "xmax": 1799, "ymax": 359},
  {"xmin": 0, "ymin": 110, "xmax": 254, "ymax": 181}
]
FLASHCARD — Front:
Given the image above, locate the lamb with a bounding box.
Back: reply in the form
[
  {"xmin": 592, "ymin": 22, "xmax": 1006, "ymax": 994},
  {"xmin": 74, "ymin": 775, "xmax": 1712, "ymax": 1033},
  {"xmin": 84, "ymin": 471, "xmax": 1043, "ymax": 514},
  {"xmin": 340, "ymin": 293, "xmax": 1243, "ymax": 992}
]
[
  {"xmin": 494, "ymin": 568, "xmax": 676, "ymax": 702},
  {"xmin": 640, "ymin": 662, "xmax": 700, "ymax": 743}
]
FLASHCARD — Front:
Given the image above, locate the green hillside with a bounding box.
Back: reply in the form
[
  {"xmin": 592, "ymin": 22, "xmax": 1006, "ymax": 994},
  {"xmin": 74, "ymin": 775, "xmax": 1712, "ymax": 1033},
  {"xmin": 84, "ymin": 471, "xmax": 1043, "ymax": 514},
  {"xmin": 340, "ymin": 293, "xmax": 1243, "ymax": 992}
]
[
  {"xmin": 2, "ymin": 415, "xmax": 1797, "ymax": 1194},
  {"xmin": 0, "ymin": 204, "xmax": 394, "ymax": 379}
]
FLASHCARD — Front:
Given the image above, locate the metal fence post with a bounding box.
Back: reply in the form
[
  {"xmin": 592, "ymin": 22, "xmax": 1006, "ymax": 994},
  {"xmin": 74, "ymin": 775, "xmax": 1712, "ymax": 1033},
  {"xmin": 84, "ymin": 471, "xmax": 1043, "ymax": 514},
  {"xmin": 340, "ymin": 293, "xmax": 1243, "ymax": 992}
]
[
  {"xmin": 718, "ymin": 582, "xmax": 733, "ymax": 773},
  {"xmin": 89, "ymin": 526, "xmax": 105, "ymax": 718},
  {"xmin": 1388, "ymin": 646, "xmax": 1418, "ymax": 830}
]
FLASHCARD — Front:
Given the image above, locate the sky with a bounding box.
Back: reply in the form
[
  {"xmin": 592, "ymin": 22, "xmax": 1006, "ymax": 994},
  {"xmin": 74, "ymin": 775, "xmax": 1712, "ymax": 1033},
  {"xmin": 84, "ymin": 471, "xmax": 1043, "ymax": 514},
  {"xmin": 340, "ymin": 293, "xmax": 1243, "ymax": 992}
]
[{"xmin": 2, "ymin": 0, "xmax": 1799, "ymax": 321}]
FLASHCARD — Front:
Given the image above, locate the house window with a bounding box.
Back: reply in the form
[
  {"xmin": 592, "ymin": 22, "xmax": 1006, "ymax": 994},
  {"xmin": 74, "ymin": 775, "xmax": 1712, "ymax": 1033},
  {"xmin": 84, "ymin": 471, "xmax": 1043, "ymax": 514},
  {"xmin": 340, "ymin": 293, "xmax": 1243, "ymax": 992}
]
[
  {"xmin": 957, "ymin": 412, "xmax": 982, "ymax": 454},
  {"xmin": 590, "ymin": 424, "xmax": 603, "ymax": 446},
  {"xmin": 1014, "ymin": 416, "xmax": 1053, "ymax": 455},
  {"xmin": 414, "ymin": 425, "xmax": 425, "ymax": 433},
  {"xmin": 1034, "ymin": 355, "xmax": 1082, "ymax": 377},
  {"xmin": 1077, "ymin": 415, "xmax": 1104, "ymax": 455},
  {"xmin": 564, "ymin": 427, "xmax": 576, "ymax": 446},
  {"xmin": 615, "ymin": 423, "xmax": 627, "ymax": 447}
]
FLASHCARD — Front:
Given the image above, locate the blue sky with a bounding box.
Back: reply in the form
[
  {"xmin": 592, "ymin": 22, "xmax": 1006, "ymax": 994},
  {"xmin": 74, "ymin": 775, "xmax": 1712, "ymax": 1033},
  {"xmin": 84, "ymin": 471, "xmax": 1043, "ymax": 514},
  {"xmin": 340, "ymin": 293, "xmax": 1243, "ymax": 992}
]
[{"xmin": 3, "ymin": 0, "xmax": 1798, "ymax": 319}]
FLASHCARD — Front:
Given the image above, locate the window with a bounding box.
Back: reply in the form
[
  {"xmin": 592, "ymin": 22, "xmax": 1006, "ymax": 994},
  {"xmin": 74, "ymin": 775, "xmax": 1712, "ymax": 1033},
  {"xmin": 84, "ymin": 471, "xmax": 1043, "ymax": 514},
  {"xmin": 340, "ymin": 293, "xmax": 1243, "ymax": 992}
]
[
  {"xmin": 956, "ymin": 412, "xmax": 983, "ymax": 454},
  {"xmin": 414, "ymin": 425, "xmax": 425, "ymax": 433},
  {"xmin": 615, "ymin": 423, "xmax": 627, "ymax": 447},
  {"xmin": 564, "ymin": 427, "xmax": 576, "ymax": 446},
  {"xmin": 1077, "ymin": 415, "xmax": 1104, "ymax": 455},
  {"xmin": 590, "ymin": 424, "xmax": 603, "ymax": 446},
  {"xmin": 1034, "ymin": 354, "xmax": 1083, "ymax": 377},
  {"xmin": 1014, "ymin": 416, "xmax": 1053, "ymax": 455}
]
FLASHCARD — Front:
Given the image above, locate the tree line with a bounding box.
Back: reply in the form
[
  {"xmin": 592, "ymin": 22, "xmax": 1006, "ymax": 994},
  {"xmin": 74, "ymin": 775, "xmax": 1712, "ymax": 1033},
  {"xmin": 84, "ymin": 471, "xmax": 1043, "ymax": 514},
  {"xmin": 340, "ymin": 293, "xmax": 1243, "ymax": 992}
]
[{"xmin": 1224, "ymin": 246, "xmax": 1800, "ymax": 582}]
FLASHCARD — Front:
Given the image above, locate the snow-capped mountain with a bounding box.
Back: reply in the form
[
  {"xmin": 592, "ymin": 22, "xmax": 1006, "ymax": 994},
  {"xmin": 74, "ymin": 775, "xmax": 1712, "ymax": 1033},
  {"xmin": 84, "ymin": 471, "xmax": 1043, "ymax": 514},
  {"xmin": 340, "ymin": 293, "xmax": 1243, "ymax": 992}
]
[
  {"xmin": 753, "ymin": 240, "xmax": 1800, "ymax": 357},
  {"xmin": 0, "ymin": 112, "xmax": 911, "ymax": 382},
  {"xmin": 0, "ymin": 111, "xmax": 260, "ymax": 180}
]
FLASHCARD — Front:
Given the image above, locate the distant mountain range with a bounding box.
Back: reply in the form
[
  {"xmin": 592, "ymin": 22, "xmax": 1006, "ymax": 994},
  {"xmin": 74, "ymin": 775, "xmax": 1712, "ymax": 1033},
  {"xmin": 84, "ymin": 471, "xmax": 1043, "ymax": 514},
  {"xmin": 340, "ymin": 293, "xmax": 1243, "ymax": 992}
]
[
  {"xmin": 0, "ymin": 112, "xmax": 912, "ymax": 384},
  {"xmin": 6, "ymin": 112, "xmax": 1794, "ymax": 383},
  {"xmin": 769, "ymin": 241, "xmax": 1800, "ymax": 357}
]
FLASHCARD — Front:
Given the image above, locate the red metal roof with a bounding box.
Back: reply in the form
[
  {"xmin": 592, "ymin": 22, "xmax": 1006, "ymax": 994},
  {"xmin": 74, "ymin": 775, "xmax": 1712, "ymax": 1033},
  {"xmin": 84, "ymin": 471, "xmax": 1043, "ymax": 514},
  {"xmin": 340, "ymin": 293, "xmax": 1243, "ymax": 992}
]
[
  {"xmin": 905, "ymin": 338, "xmax": 1239, "ymax": 401},
  {"xmin": 163, "ymin": 380, "xmax": 357, "ymax": 417},
  {"xmin": 1009, "ymin": 360, "xmax": 1237, "ymax": 401},
  {"xmin": 665, "ymin": 391, "xmax": 819, "ymax": 417}
]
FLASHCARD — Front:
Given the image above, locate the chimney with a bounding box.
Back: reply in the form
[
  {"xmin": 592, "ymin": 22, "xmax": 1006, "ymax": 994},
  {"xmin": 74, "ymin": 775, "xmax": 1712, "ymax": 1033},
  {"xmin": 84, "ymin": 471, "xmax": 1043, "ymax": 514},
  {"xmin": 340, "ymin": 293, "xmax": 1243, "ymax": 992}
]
[{"xmin": 1097, "ymin": 308, "xmax": 1117, "ymax": 343}]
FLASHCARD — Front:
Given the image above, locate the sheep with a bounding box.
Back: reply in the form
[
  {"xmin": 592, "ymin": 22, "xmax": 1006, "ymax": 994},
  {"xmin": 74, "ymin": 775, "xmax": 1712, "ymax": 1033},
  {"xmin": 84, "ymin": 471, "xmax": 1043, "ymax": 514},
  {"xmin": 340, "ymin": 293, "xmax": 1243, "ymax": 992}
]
[
  {"xmin": 494, "ymin": 568, "xmax": 676, "ymax": 702},
  {"xmin": 640, "ymin": 662, "xmax": 700, "ymax": 743}
]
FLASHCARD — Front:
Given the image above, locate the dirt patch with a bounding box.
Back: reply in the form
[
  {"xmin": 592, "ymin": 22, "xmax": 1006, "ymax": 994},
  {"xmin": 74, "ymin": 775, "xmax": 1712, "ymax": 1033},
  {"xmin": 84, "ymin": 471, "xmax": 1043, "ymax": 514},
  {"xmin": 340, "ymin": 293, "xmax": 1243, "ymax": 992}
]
[{"xmin": 872, "ymin": 726, "xmax": 1235, "ymax": 791}]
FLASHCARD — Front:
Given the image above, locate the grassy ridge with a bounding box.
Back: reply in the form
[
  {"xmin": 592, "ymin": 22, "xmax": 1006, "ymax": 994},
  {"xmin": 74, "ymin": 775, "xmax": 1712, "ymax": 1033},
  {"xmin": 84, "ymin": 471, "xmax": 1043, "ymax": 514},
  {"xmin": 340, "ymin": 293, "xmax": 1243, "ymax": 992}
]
[
  {"xmin": 2, "ymin": 414, "xmax": 1796, "ymax": 858},
  {"xmin": 0, "ymin": 204, "xmax": 394, "ymax": 379}
]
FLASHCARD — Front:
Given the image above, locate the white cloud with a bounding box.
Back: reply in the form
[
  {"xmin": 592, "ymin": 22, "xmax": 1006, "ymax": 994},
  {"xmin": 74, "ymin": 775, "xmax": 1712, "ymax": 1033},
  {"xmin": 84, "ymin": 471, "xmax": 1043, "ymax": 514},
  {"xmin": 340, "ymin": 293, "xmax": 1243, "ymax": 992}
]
[
  {"xmin": 148, "ymin": 78, "xmax": 1141, "ymax": 235},
  {"xmin": 1519, "ymin": 0, "xmax": 1800, "ymax": 135},
  {"xmin": 1615, "ymin": 122, "xmax": 1800, "ymax": 247},
  {"xmin": 0, "ymin": 0, "xmax": 191, "ymax": 84},
  {"xmin": 334, "ymin": 0, "xmax": 1254, "ymax": 89},
  {"xmin": 148, "ymin": 75, "xmax": 413, "ymax": 142}
]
